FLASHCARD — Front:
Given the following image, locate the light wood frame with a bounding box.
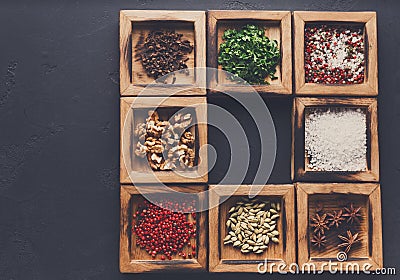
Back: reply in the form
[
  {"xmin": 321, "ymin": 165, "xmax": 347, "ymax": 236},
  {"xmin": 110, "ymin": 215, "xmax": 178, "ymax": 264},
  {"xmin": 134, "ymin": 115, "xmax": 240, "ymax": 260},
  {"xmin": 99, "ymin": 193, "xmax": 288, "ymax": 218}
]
[
  {"xmin": 296, "ymin": 183, "xmax": 383, "ymax": 270},
  {"xmin": 120, "ymin": 185, "xmax": 208, "ymax": 272},
  {"xmin": 208, "ymin": 185, "xmax": 296, "ymax": 272},
  {"xmin": 207, "ymin": 11, "xmax": 292, "ymax": 94},
  {"xmin": 292, "ymin": 97, "xmax": 379, "ymax": 182},
  {"xmin": 120, "ymin": 10, "xmax": 206, "ymax": 96},
  {"xmin": 120, "ymin": 96, "xmax": 208, "ymax": 184},
  {"xmin": 294, "ymin": 11, "xmax": 378, "ymax": 96}
]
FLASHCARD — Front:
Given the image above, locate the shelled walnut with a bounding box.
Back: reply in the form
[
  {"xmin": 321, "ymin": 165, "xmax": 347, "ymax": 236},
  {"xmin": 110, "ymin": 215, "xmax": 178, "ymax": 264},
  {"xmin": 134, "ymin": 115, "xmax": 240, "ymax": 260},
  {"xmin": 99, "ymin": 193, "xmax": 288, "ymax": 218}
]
[{"xmin": 134, "ymin": 110, "xmax": 196, "ymax": 171}]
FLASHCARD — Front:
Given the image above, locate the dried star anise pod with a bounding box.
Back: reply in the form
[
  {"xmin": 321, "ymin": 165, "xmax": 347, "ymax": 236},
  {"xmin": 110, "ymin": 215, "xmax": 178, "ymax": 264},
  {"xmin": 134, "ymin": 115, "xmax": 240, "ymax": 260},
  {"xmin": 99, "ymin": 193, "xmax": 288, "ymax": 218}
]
[
  {"xmin": 338, "ymin": 230, "xmax": 360, "ymax": 253},
  {"xmin": 310, "ymin": 213, "xmax": 330, "ymax": 235},
  {"xmin": 311, "ymin": 232, "xmax": 327, "ymax": 249},
  {"xmin": 343, "ymin": 204, "xmax": 362, "ymax": 224},
  {"xmin": 327, "ymin": 210, "xmax": 345, "ymax": 228}
]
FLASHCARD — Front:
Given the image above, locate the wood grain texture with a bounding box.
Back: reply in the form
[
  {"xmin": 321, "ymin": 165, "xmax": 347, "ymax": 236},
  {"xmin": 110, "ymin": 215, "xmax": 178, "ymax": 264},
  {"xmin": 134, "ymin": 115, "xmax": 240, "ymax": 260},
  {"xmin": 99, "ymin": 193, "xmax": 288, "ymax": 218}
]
[
  {"xmin": 207, "ymin": 11, "xmax": 292, "ymax": 94},
  {"xmin": 120, "ymin": 11, "xmax": 132, "ymax": 94},
  {"xmin": 120, "ymin": 96, "xmax": 208, "ymax": 184},
  {"xmin": 208, "ymin": 185, "xmax": 295, "ymax": 272},
  {"xmin": 120, "ymin": 185, "xmax": 208, "ymax": 273},
  {"xmin": 292, "ymin": 97, "xmax": 379, "ymax": 182},
  {"xmin": 119, "ymin": 10, "xmax": 206, "ymax": 96},
  {"xmin": 293, "ymin": 11, "xmax": 378, "ymax": 96},
  {"xmin": 296, "ymin": 183, "xmax": 383, "ymax": 271}
]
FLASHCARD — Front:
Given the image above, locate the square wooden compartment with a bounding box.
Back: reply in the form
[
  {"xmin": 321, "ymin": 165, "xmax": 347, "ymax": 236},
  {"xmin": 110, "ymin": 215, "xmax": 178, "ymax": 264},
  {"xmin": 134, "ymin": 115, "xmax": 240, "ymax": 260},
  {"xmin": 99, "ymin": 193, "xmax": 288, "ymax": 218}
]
[
  {"xmin": 294, "ymin": 11, "xmax": 378, "ymax": 95},
  {"xmin": 120, "ymin": 185, "xmax": 208, "ymax": 273},
  {"xmin": 120, "ymin": 96, "xmax": 207, "ymax": 183},
  {"xmin": 297, "ymin": 183, "xmax": 383, "ymax": 270},
  {"xmin": 208, "ymin": 185, "xmax": 295, "ymax": 272},
  {"xmin": 120, "ymin": 10, "xmax": 206, "ymax": 96},
  {"xmin": 292, "ymin": 97, "xmax": 379, "ymax": 182},
  {"xmin": 207, "ymin": 11, "xmax": 292, "ymax": 94}
]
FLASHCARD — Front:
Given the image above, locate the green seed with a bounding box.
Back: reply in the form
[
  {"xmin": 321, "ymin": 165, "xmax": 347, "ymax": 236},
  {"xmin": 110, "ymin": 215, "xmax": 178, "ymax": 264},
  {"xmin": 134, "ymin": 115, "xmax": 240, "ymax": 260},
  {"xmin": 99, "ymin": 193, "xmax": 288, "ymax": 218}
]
[
  {"xmin": 272, "ymin": 237, "xmax": 279, "ymax": 243},
  {"xmin": 247, "ymin": 240, "xmax": 256, "ymax": 245},
  {"xmin": 271, "ymin": 214, "xmax": 280, "ymax": 220},
  {"xmin": 233, "ymin": 240, "xmax": 241, "ymax": 247},
  {"xmin": 269, "ymin": 225, "xmax": 276, "ymax": 231},
  {"xmin": 270, "ymin": 209, "xmax": 278, "ymax": 214}
]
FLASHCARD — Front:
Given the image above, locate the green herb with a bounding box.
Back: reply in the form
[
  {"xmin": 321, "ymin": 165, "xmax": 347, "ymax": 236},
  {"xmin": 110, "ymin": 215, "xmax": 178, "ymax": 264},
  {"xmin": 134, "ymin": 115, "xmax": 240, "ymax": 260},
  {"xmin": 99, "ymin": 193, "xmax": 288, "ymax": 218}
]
[{"xmin": 218, "ymin": 24, "xmax": 280, "ymax": 85}]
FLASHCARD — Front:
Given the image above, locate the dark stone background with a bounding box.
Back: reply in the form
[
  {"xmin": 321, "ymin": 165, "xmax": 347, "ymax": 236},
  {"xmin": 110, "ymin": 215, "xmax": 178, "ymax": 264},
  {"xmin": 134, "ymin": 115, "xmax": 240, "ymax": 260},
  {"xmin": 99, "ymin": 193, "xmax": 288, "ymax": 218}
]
[{"xmin": 0, "ymin": 0, "xmax": 399, "ymax": 279}]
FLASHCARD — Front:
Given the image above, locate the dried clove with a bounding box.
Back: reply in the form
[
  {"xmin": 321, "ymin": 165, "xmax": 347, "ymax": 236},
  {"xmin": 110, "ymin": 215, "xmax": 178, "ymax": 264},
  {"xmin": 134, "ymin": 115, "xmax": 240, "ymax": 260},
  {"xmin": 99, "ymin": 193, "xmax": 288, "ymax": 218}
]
[{"xmin": 135, "ymin": 30, "xmax": 193, "ymax": 80}]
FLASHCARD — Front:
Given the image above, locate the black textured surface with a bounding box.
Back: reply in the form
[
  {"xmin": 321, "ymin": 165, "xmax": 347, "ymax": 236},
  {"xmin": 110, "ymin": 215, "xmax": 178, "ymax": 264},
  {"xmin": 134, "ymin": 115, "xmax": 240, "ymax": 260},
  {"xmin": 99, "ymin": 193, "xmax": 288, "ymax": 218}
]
[{"xmin": 0, "ymin": 0, "xmax": 399, "ymax": 279}]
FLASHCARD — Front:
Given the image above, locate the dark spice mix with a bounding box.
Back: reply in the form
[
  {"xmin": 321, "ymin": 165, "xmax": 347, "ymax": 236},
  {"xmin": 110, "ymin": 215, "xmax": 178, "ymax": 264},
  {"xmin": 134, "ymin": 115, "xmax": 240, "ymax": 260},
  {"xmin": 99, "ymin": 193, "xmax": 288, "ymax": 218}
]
[{"xmin": 135, "ymin": 30, "xmax": 193, "ymax": 80}]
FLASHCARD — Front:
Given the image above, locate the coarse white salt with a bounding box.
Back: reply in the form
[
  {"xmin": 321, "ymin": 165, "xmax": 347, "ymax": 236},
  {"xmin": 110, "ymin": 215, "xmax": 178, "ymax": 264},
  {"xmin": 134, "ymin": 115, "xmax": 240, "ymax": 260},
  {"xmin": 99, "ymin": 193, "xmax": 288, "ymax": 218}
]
[{"xmin": 305, "ymin": 107, "xmax": 367, "ymax": 172}]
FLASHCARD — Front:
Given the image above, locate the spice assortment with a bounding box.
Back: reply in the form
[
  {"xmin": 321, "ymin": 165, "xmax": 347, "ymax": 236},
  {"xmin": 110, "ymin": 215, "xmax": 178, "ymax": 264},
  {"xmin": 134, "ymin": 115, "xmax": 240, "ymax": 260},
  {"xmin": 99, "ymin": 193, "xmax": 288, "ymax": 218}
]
[
  {"xmin": 310, "ymin": 201, "xmax": 363, "ymax": 254},
  {"xmin": 120, "ymin": 10, "xmax": 382, "ymax": 272},
  {"xmin": 132, "ymin": 199, "xmax": 197, "ymax": 260},
  {"xmin": 305, "ymin": 107, "xmax": 367, "ymax": 172},
  {"xmin": 218, "ymin": 24, "xmax": 280, "ymax": 85},
  {"xmin": 304, "ymin": 25, "xmax": 365, "ymax": 84},
  {"xmin": 223, "ymin": 199, "xmax": 280, "ymax": 254},
  {"xmin": 135, "ymin": 30, "xmax": 193, "ymax": 80},
  {"xmin": 134, "ymin": 110, "xmax": 196, "ymax": 171}
]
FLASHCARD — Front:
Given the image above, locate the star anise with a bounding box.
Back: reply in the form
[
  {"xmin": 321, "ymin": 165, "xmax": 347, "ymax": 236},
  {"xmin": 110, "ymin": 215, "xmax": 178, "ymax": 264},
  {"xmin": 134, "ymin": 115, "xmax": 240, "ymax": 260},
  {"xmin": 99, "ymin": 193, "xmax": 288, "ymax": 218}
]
[
  {"xmin": 338, "ymin": 230, "xmax": 360, "ymax": 253},
  {"xmin": 327, "ymin": 210, "xmax": 345, "ymax": 228},
  {"xmin": 310, "ymin": 213, "xmax": 330, "ymax": 235},
  {"xmin": 343, "ymin": 204, "xmax": 362, "ymax": 224},
  {"xmin": 311, "ymin": 232, "xmax": 327, "ymax": 249}
]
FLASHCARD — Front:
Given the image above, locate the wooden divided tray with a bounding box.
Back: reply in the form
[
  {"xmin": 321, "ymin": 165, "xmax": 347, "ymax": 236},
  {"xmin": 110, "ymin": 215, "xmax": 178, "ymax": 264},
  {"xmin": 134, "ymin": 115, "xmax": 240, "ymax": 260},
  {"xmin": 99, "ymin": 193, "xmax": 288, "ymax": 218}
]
[
  {"xmin": 119, "ymin": 10, "xmax": 382, "ymax": 274},
  {"xmin": 208, "ymin": 185, "xmax": 295, "ymax": 272},
  {"xmin": 120, "ymin": 185, "xmax": 207, "ymax": 273},
  {"xmin": 120, "ymin": 10, "xmax": 206, "ymax": 96},
  {"xmin": 207, "ymin": 10, "xmax": 292, "ymax": 94},
  {"xmin": 292, "ymin": 97, "xmax": 379, "ymax": 182},
  {"xmin": 294, "ymin": 11, "xmax": 378, "ymax": 95},
  {"xmin": 296, "ymin": 183, "xmax": 383, "ymax": 271},
  {"xmin": 120, "ymin": 96, "xmax": 208, "ymax": 183}
]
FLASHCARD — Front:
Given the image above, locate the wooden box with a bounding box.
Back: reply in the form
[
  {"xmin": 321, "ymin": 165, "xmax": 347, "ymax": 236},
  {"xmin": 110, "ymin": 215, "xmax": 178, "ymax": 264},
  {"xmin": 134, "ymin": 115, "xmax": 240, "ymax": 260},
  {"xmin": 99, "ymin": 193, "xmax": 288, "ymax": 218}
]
[
  {"xmin": 297, "ymin": 183, "xmax": 383, "ymax": 271},
  {"xmin": 120, "ymin": 96, "xmax": 207, "ymax": 183},
  {"xmin": 120, "ymin": 10, "xmax": 206, "ymax": 96},
  {"xmin": 207, "ymin": 11, "xmax": 292, "ymax": 94},
  {"xmin": 294, "ymin": 11, "xmax": 378, "ymax": 96},
  {"xmin": 120, "ymin": 185, "xmax": 207, "ymax": 273},
  {"xmin": 292, "ymin": 97, "xmax": 379, "ymax": 182},
  {"xmin": 208, "ymin": 185, "xmax": 295, "ymax": 272}
]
